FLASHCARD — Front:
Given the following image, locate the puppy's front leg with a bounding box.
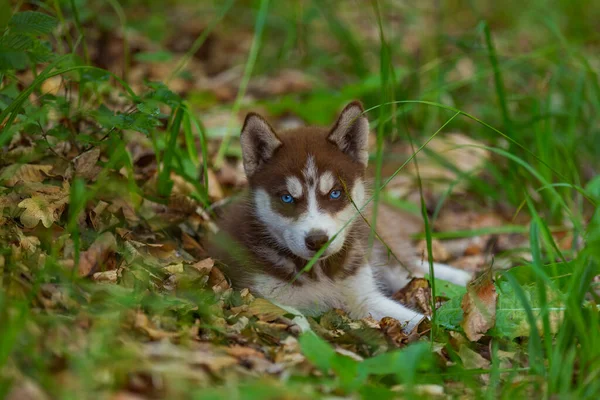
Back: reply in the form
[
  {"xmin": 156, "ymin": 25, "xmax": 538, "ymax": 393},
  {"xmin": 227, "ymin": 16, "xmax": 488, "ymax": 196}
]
[{"xmin": 341, "ymin": 266, "xmax": 425, "ymax": 331}]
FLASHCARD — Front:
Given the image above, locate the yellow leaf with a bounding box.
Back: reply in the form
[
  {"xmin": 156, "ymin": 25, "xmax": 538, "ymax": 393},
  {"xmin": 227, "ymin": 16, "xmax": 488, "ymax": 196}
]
[{"xmin": 18, "ymin": 196, "xmax": 55, "ymax": 228}]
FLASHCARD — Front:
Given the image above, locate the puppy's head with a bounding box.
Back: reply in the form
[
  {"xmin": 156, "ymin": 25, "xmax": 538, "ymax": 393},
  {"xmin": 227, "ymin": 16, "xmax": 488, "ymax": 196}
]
[{"xmin": 240, "ymin": 101, "xmax": 369, "ymax": 260}]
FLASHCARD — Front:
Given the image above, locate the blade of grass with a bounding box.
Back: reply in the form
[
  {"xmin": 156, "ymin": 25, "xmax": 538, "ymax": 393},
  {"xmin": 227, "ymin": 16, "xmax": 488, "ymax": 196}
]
[
  {"xmin": 213, "ymin": 0, "xmax": 269, "ymax": 168},
  {"xmin": 157, "ymin": 107, "xmax": 184, "ymax": 197}
]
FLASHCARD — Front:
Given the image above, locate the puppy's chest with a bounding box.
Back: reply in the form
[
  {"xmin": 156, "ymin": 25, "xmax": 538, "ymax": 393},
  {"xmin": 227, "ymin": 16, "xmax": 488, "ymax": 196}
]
[
  {"xmin": 249, "ymin": 244, "xmax": 372, "ymax": 310},
  {"xmin": 251, "ymin": 266, "xmax": 353, "ymax": 315}
]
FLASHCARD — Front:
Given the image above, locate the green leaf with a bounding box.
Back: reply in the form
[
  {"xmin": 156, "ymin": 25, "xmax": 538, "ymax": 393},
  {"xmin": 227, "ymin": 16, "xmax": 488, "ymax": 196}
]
[
  {"xmin": 298, "ymin": 331, "xmax": 336, "ymax": 373},
  {"xmin": 357, "ymin": 342, "xmax": 433, "ymax": 384},
  {"xmin": 435, "ymin": 294, "xmax": 464, "ymax": 331},
  {"xmin": 429, "ymin": 277, "xmax": 467, "ymax": 299},
  {"xmin": 0, "ymin": 34, "xmax": 34, "ymax": 51},
  {"xmin": 145, "ymin": 81, "xmax": 182, "ymax": 108},
  {"xmin": 435, "ymin": 280, "xmax": 565, "ymax": 339},
  {"xmin": 134, "ymin": 51, "xmax": 173, "ymax": 63},
  {"xmin": 585, "ymin": 175, "xmax": 600, "ymax": 200},
  {"xmin": 0, "ymin": 51, "xmax": 28, "ymax": 70},
  {"xmin": 27, "ymin": 40, "xmax": 55, "ymax": 64},
  {"xmin": 9, "ymin": 11, "xmax": 58, "ymax": 35}
]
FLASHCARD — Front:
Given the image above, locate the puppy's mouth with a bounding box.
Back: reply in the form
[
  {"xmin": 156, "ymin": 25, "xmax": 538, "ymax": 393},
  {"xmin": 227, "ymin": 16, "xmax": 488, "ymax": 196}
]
[{"xmin": 298, "ymin": 248, "xmax": 334, "ymax": 261}]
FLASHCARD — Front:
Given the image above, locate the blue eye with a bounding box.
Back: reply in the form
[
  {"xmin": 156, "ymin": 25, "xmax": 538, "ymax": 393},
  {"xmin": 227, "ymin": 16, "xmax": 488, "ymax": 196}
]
[
  {"xmin": 330, "ymin": 190, "xmax": 342, "ymax": 199},
  {"xmin": 281, "ymin": 194, "xmax": 294, "ymax": 203}
]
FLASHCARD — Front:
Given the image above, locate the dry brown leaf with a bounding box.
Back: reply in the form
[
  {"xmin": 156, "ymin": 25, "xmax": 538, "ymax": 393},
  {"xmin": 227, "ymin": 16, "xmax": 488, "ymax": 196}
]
[
  {"xmin": 391, "ymin": 384, "xmax": 445, "ymax": 397},
  {"xmin": 380, "ymin": 317, "xmax": 409, "ymax": 346},
  {"xmin": 225, "ymin": 345, "xmax": 265, "ymax": 359},
  {"xmin": 18, "ymin": 196, "xmax": 56, "ymax": 228},
  {"xmin": 182, "ymin": 232, "xmax": 205, "ymax": 258},
  {"xmin": 208, "ymin": 266, "xmax": 229, "ymax": 293},
  {"xmin": 457, "ymin": 344, "xmax": 491, "ymax": 370},
  {"xmin": 0, "ymin": 164, "xmax": 53, "ymax": 187},
  {"xmin": 78, "ymin": 232, "xmax": 118, "ymax": 276},
  {"xmin": 16, "ymin": 181, "xmax": 70, "ymax": 229},
  {"xmin": 73, "ymin": 147, "xmax": 102, "ymax": 180},
  {"xmin": 134, "ymin": 312, "xmax": 179, "ymax": 340},
  {"xmin": 93, "ymin": 270, "xmax": 118, "ymax": 283},
  {"xmin": 190, "ymin": 258, "xmax": 214, "ymax": 274},
  {"xmin": 416, "ymin": 239, "xmax": 451, "ymax": 262},
  {"xmin": 17, "ymin": 231, "xmax": 41, "ymax": 253},
  {"xmin": 207, "ymin": 169, "xmax": 224, "ymax": 200},
  {"xmin": 247, "ymin": 298, "xmax": 289, "ymax": 322},
  {"xmin": 461, "ymin": 269, "xmax": 497, "ymax": 341},
  {"xmin": 392, "ymin": 278, "xmax": 432, "ymax": 315}
]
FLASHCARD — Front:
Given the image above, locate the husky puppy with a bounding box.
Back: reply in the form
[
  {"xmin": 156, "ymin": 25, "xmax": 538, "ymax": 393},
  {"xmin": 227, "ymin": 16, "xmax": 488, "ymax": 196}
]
[{"xmin": 208, "ymin": 101, "xmax": 471, "ymax": 331}]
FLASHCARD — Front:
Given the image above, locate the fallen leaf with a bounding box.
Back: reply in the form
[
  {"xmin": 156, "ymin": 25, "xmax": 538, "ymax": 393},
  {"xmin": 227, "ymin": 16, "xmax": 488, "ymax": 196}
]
[
  {"xmin": 190, "ymin": 257, "xmax": 214, "ymax": 274},
  {"xmin": 182, "ymin": 232, "xmax": 205, "ymax": 258},
  {"xmin": 164, "ymin": 263, "xmax": 184, "ymax": 274},
  {"xmin": 457, "ymin": 344, "xmax": 490, "ymax": 370},
  {"xmin": 416, "ymin": 239, "xmax": 451, "ymax": 262},
  {"xmin": 134, "ymin": 312, "xmax": 179, "ymax": 340},
  {"xmin": 380, "ymin": 317, "xmax": 409, "ymax": 346},
  {"xmin": 0, "ymin": 164, "xmax": 53, "ymax": 187},
  {"xmin": 206, "ymin": 169, "xmax": 224, "ymax": 200},
  {"xmin": 247, "ymin": 298, "xmax": 289, "ymax": 322},
  {"xmin": 392, "ymin": 278, "xmax": 432, "ymax": 315},
  {"xmin": 208, "ymin": 266, "xmax": 229, "ymax": 293},
  {"xmin": 391, "ymin": 384, "xmax": 445, "ymax": 397},
  {"xmin": 225, "ymin": 345, "xmax": 265, "ymax": 359},
  {"xmin": 78, "ymin": 232, "xmax": 118, "ymax": 276},
  {"xmin": 73, "ymin": 147, "xmax": 102, "ymax": 180},
  {"xmin": 17, "ymin": 230, "xmax": 41, "ymax": 253},
  {"xmin": 461, "ymin": 269, "xmax": 497, "ymax": 341},
  {"xmin": 93, "ymin": 270, "xmax": 118, "ymax": 283},
  {"xmin": 18, "ymin": 196, "xmax": 56, "ymax": 228}
]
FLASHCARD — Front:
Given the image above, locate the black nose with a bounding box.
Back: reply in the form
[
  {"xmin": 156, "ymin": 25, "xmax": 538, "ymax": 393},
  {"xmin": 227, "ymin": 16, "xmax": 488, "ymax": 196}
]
[{"xmin": 305, "ymin": 230, "xmax": 329, "ymax": 251}]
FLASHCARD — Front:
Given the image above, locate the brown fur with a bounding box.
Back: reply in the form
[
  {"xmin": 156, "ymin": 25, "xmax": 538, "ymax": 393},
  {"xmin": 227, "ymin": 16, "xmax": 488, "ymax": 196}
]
[
  {"xmin": 249, "ymin": 126, "xmax": 363, "ymax": 217},
  {"xmin": 207, "ymin": 103, "xmax": 372, "ymax": 291}
]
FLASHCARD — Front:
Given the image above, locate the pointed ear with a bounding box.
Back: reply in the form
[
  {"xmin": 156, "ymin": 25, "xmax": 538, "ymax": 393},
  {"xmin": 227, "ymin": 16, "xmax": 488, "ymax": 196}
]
[
  {"xmin": 327, "ymin": 101, "xmax": 369, "ymax": 166},
  {"xmin": 240, "ymin": 113, "xmax": 282, "ymax": 177}
]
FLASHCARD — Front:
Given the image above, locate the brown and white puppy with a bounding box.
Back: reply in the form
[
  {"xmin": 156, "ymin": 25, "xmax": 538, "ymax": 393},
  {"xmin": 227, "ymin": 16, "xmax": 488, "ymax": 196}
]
[{"xmin": 208, "ymin": 101, "xmax": 471, "ymax": 331}]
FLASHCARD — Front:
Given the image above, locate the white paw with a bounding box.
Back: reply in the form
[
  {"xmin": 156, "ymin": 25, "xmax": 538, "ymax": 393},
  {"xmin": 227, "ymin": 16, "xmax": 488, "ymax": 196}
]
[{"xmin": 431, "ymin": 262, "xmax": 473, "ymax": 286}]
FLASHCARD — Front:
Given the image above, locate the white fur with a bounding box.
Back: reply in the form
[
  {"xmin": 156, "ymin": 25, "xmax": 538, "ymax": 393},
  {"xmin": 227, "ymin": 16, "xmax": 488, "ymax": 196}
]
[
  {"xmin": 428, "ymin": 262, "xmax": 472, "ymax": 286},
  {"xmin": 252, "ymin": 264, "xmax": 425, "ymax": 330},
  {"xmin": 303, "ymin": 155, "xmax": 318, "ymax": 183},
  {"xmin": 254, "ymin": 156, "xmax": 367, "ymax": 260},
  {"xmin": 286, "ymin": 176, "xmax": 303, "ymax": 198},
  {"xmin": 375, "ymin": 260, "xmax": 473, "ymax": 294},
  {"xmin": 318, "ymin": 171, "xmax": 335, "ymax": 195}
]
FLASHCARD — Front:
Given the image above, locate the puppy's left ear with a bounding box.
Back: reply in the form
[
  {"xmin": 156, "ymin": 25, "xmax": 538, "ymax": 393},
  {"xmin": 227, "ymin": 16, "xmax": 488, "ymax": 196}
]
[{"xmin": 327, "ymin": 101, "xmax": 369, "ymax": 166}]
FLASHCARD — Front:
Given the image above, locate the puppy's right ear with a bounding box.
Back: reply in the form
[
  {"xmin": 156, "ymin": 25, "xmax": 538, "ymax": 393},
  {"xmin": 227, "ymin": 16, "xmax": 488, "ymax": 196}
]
[{"xmin": 240, "ymin": 113, "xmax": 282, "ymax": 177}]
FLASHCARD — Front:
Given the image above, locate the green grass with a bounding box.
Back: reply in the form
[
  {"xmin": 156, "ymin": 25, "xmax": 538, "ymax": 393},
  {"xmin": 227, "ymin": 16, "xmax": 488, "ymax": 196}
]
[{"xmin": 1, "ymin": 0, "xmax": 599, "ymax": 399}]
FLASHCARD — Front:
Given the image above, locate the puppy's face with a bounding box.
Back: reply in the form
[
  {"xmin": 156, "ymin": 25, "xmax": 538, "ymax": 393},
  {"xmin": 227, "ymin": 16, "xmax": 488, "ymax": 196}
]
[{"xmin": 240, "ymin": 102, "xmax": 369, "ymax": 260}]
